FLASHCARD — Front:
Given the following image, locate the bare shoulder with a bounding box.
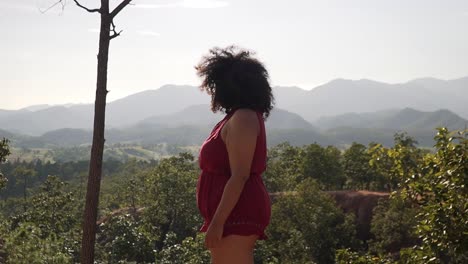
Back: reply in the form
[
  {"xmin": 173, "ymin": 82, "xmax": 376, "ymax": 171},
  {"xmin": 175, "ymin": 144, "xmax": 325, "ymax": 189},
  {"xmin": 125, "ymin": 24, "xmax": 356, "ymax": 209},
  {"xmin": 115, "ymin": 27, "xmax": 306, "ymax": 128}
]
[{"xmin": 229, "ymin": 109, "xmax": 259, "ymax": 129}]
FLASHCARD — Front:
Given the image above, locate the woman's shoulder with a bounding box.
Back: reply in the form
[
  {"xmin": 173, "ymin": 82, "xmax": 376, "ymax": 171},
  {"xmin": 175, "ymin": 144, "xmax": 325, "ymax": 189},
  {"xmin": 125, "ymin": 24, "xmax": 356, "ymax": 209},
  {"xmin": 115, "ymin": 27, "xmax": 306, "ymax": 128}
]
[
  {"xmin": 230, "ymin": 108, "xmax": 259, "ymax": 123},
  {"xmin": 226, "ymin": 108, "xmax": 261, "ymax": 135}
]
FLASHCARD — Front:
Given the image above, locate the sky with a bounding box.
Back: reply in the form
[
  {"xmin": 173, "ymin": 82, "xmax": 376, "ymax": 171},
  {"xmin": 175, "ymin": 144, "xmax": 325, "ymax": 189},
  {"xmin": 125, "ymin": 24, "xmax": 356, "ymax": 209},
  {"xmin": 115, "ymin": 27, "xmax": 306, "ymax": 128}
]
[{"xmin": 1, "ymin": 0, "xmax": 467, "ymax": 110}]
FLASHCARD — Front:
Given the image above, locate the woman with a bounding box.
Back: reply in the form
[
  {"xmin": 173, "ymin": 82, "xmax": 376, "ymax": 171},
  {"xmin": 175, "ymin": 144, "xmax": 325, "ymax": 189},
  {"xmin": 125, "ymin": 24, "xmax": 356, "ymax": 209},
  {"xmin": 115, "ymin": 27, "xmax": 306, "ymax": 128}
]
[{"xmin": 195, "ymin": 46, "xmax": 273, "ymax": 263}]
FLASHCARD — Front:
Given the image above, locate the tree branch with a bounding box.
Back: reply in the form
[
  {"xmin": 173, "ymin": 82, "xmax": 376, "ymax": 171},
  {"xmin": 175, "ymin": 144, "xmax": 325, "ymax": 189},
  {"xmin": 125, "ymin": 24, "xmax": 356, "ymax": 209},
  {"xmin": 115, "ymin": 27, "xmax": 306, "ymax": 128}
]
[
  {"xmin": 39, "ymin": 0, "xmax": 65, "ymax": 14},
  {"xmin": 109, "ymin": 31, "xmax": 122, "ymax": 40},
  {"xmin": 110, "ymin": 0, "xmax": 132, "ymax": 18},
  {"xmin": 109, "ymin": 21, "xmax": 123, "ymax": 40},
  {"xmin": 73, "ymin": 0, "xmax": 101, "ymax": 13}
]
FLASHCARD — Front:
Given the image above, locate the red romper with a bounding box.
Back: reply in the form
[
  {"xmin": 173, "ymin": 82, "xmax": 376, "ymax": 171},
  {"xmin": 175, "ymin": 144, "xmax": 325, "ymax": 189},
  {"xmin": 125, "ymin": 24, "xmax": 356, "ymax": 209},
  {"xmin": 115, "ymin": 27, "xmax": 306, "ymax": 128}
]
[{"xmin": 196, "ymin": 109, "xmax": 271, "ymax": 240}]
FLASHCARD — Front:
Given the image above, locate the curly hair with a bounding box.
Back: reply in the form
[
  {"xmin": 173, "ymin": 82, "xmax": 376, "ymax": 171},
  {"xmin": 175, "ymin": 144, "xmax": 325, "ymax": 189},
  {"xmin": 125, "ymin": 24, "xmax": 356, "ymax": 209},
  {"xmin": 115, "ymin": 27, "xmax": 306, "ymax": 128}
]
[{"xmin": 195, "ymin": 46, "xmax": 274, "ymax": 118}]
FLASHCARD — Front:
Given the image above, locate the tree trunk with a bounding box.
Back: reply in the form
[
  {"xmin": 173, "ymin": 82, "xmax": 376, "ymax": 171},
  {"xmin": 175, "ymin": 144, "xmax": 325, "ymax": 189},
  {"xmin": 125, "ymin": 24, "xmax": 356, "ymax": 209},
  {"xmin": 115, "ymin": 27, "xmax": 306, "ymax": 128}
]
[{"xmin": 80, "ymin": 1, "xmax": 110, "ymax": 263}]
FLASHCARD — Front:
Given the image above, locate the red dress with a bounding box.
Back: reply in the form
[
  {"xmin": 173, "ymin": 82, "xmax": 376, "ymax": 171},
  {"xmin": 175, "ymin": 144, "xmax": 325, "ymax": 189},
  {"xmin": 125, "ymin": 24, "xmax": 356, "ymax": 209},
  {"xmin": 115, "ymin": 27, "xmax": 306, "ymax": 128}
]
[{"xmin": 196, "ymin": 109, "xmax": 271, "ymax": 240}]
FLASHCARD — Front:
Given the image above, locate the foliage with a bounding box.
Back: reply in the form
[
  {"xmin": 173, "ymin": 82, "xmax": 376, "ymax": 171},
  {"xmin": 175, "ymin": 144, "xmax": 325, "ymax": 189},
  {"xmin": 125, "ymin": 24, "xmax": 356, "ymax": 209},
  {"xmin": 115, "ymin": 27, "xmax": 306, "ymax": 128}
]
[
  {"xmin": 12, "ymin": 165, "xmax": 37, "ymax": 200},
  {"xmin": 139, "ymin": 153, "xmax": 202, "ymax": 251},
  {"xmin": 344, "ymin": 142, "xmax": 376, "ymax": 190},
  {"xmin": 3, "ymin": 222, "xmax": 75, "ymax": 264},
  {"xmin": 335, "ymin": 248, "xmax": 394, "ymax": 264},
  {"xmin": 265, "ymin": 143, "xmax": 347, "ymax": 192},
  {"xmin": 156, "ymin": 232, "xmax": 210, "ymax": 264},
  {"xmin": 369, "ymin": 195, "xmax": 419, "ymax": 255},
  {"xmin": 0, "ymin": 159, "xmax": 125, "ymax": 200},
  {"xmin": 369, "ymin": 133, "xmax": 424, "ymax": 191},
  {"xmin": 1, "ymin": 176, "xmax": 81, "ymax": 263},
  {"xmin": 263, "ymin": 142, "xmax": 304, "ymax": 192},
  {"xmin": 263, "ymin": 179, "xmax": 357, "ymax": 264},
  {"xmin": 302, "ymin": 144, "xmax": 346, "ymax": 190},
  {"xmin": 96, "ymin": 213, "xmax": 154, "ymax": 263},
  {"xmin": 2, "ymin": 129, "xmax": 465, "ymax": 263},
  {"xmin": 99, "ymin": 158, "xmax": 154, "ymax": 212},
  {"xmin": 401, "ymin": 128, "xmax": 468, "ymax": 263},
  {"xmin": 0, "ymin": 138, "xmax": 10, "ymax": 164},
  {"xmin": 10, "ymin": 176, "xmax": 79, "ymax": 236},
  {"xmin": 0, "ymin": 138, "xmax": 10, "ymax": 190}
]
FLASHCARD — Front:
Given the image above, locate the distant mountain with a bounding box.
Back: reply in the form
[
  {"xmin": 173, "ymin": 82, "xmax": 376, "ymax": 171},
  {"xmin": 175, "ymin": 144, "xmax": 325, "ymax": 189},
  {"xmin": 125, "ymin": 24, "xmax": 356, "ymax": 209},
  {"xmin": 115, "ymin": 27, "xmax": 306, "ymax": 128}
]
[
  {"xmin": 140, "ymin": 105, "xmax": 315, "ymax": 131},
  {"xmin": 140, "ymin": 104, "xmax": 222, "ymax": 128},
  {"xmin": 318, "ymin": 108, "xmax": 468, "ymax": 146},
  {"xmin": 39, "ymin": 128, "xmax": 93, "ymax": 146},
  {"xmin": 0, "ymin": 106, "xmax": 92, "ymax": 135},
  {"xmin": 314, "ymin": 109, "xmax": 399, "ymax": 130},
  {"xmin": 316, "ymin": 108, "xmax": 467, "ymax": 131},
  {"xmin": 20, "ymin": 104, "xmax": 52, "ymax": 112},
  {"xmin": 0, "ymin": 109, "xmax": 28, "ymax": 119},
  {"xmin": 272, "ymin": 86, "xmax": 309, "ymax": 110},
  {"xmin": 0, "ymin": 106, "xmax": 318, "ymax": 147},
  {"xmin": 126, "ymin": 105, "xmax": 319, "ymax": 146},
  {"xmin": 0, "ymin": 76, "xmax": 467, "ymax": 135},
  {"xmin": 0, "ymin": 129, "xmax": 15, "ymax": 139},
  {"xmin": 19, "ymin": 104, "xmax": 81, "ymax": 112},
  {"xmin": 0, "ymin": 85, "xmax": 208, "ymax": 135},
  {"xmin": 1, "ymin": 107, "xmax": 465, "ymax": 148},
  {"xmin": 288, "ymin": 76, "xmax": 468, "ymax": 121},
  {"xmin": 106, "ymin": 85, "xmax": 209, "ymax": 128}
]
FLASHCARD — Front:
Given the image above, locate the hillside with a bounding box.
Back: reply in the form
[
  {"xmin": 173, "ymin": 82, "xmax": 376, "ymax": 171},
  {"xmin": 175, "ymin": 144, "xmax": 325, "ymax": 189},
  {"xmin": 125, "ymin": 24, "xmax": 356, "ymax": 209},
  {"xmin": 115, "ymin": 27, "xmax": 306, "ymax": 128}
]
[
  {"xmin": 1, "ymin": 76, "xmax": 467, "ymax": 135},
  {"xmin": 106, "ymin": 85, "xmax": 209, "ymax": 127},
  {"xmin": 0, "ymin": 85, "xmax": 209, "ymax": 135},
  {"xmin": 288, "ymin": 77, "xmax": 468, "ymax": 121},
  {"xmin": 141, "ymin": 105, "xmax": 315, "ymax": 130},
  {"xmin": 3, "ymin": 107, "xmax": 465, "ymax": 149},
  {"xmin": 0, "ymin": 106, "xmax": 318, "ymax": 148},
  {"xmin": 140, "ymin": 104, "xmax": 223, "ymax": 128},
  {"xmin": 319, "ymin": 108, "xmax": 468, "ymax": 146},
  {"xmin": 316, "ymin": 108, "xmax": 467, "ymax": 131},
  {"xmin": 0, "ymin": 106, "xmax": 92, "ymax": 135}
]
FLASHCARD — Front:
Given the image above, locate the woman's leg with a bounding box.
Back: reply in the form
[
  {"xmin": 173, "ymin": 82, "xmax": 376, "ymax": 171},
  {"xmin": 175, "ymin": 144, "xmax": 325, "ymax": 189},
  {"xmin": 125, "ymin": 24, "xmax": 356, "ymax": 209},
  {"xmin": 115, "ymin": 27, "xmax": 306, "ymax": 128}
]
[{"xmin": 209, "ymin": 234, "xmax": 258, "ymax": 264}]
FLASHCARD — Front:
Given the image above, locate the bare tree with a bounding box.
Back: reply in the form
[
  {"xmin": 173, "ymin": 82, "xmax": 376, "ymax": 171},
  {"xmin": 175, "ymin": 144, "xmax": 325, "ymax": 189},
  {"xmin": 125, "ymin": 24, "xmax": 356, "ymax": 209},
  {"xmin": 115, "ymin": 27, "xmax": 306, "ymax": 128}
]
[{"xmin": 49, "ymin": 0, "xmax": 132, "ymax": 263}]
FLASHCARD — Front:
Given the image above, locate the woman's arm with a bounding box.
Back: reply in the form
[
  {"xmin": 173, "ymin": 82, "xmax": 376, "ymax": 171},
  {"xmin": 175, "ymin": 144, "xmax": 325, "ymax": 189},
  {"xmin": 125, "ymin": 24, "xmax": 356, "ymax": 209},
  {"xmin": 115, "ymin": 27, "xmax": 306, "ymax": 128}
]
[{"xmin": 204, "ymin": 109, "xmax": 259, "ymax": 249}]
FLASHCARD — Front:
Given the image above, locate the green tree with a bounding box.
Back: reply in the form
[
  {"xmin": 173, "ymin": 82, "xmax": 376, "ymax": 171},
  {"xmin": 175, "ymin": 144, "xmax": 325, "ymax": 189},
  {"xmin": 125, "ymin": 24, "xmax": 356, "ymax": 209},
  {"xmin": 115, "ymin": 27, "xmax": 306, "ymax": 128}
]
[
  {"xmin": 264, "ymin": 142, "xmax": 304, "ymax": 193},
  {"xmin": 344, "ymin": 143, "xmax": 376, "ymax": 190},
  {"xmin": 139, "ymin": 153, "xmax": 202, "ymax": 256},
  {"xmin": 3, "ymin": 176, "xmax": 81, "ymax": 263},
  {"xmin": 12, "ymin": 166, "xmax": 36, "ymax": 211},
  {"xmin": 25, "ymin": 176, "xmax": 78, "ymax": 236},
  {"xmin": 302, "ymin": 144, "xmax": 346, "ymax": 190},
  {"xmin": 96, "ymin": 213, "xmax": 154, "ymax": 263},
  {"xmin": 335, "ymin": 248, "xmax": 393, "ymax": 264},
  {"xmin": 3, "ymin": 223, "xmax": 74, "ymax": 264},
  {"xmin": 157, "ymin": 232, "xmax": 210, "ymax": 264},
  {"xmin": 369, "ymin": 133, "xmax": 423, "ymax": 191},
  {"xmin": 0, "ymin": 138, "xmax": 10, "ymax": 190},
  {"xmin": 390, "ymin": 132, "xmax": 422, "ymax": 181},
  {"xmin": 401, "ymin": 128, "xmax": 468, "ymax": 263},
  {"xmin": 369, "ymin": 195, "xmax": 419, "ymax": 255},
  {"xmin": 265, "ymin": 179, "xmax": 357, "ymax": 264}
]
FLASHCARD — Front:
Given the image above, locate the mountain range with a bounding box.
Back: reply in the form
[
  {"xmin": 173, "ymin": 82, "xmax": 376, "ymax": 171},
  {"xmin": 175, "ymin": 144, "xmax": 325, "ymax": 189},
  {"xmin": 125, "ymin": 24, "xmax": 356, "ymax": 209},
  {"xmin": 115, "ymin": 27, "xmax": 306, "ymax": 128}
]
[
  {"xmin": 275, "ymin": 77, "xmax": 468, "ymax": 121},
  {"xmin": 1, "ymin": 76, "xmax": 467, "ymax": 147}
]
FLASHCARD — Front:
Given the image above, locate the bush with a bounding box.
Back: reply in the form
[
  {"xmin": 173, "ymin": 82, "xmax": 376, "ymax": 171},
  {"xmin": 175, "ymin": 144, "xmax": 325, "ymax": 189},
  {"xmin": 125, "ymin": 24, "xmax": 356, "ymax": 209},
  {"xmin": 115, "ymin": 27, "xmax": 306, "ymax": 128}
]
[
  {"xmin": 156, "ymin": 232, "xmax": 210, "ymax": 264},
  {"xmin": 369, "ymin": 195, "xmax": 419, "ymax": 255},
  {"xmin": 402, "ymin": 128, "xmax": 468, "ymax": 263},
  {"xmin": 96, "ymin": 213, "xmax": 154, "ymax": 263},
  {"xmin": 4, "ymin": 222, "xmax": 74, "ymax": 264},
  {"xmin": 263, "ymin": 179, "xmax": 357, "ymax": 264}
]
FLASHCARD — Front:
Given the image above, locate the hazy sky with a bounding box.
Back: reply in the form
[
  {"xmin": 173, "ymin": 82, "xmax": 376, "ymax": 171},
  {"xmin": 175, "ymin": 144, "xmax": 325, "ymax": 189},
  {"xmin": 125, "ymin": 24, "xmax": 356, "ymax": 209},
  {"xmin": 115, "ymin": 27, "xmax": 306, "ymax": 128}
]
[{"xmin": 1, "ymin": 0, "xmax": 467, "ymax": 110}]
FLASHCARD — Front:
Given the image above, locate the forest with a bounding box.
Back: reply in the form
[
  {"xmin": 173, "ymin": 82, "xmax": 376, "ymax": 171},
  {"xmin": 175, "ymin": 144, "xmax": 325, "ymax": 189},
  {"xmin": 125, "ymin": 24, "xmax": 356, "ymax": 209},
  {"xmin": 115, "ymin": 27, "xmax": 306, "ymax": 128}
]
[{"xmin": 0, "ymin": 128, "xmax": 466, "ymax": 263}]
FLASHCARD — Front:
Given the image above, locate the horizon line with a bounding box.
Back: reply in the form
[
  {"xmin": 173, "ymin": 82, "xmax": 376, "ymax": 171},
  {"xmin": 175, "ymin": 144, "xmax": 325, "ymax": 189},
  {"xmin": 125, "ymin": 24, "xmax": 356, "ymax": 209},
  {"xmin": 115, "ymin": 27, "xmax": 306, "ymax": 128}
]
[{"xmin": 2, "ymin": 74, "xmax": 467, "ymax": 111}]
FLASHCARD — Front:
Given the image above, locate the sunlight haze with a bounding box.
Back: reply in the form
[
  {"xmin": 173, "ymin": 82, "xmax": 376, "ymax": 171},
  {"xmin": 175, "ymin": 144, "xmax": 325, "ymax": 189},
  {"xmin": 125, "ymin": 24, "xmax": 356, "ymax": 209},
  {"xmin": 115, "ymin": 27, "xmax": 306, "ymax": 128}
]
[{"xmin": 1, "ymin": 0, "xmax": 467, "ymax": 109}]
